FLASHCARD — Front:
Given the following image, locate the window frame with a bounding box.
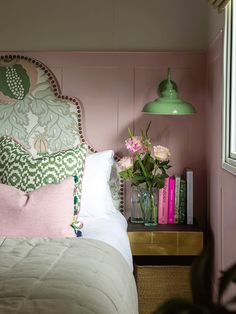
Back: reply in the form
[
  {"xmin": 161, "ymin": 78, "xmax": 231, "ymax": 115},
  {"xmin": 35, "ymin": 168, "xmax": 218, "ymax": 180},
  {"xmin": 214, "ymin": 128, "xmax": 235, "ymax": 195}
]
[{"xmin": 222, "ymin": 0, "xmax": 236, "ymax": 176}]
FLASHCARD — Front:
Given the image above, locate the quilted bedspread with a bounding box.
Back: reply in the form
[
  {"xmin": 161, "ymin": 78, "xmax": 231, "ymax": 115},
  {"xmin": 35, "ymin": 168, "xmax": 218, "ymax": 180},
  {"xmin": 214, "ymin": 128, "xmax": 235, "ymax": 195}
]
[{"xmin": 0, "ymin": 237, "xmax": 138, "ymax": 314}]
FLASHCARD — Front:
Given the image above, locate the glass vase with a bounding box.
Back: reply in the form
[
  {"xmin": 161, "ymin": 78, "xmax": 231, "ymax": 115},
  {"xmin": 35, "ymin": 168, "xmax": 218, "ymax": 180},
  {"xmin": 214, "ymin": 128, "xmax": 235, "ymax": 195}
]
[
  {"xmin": 131, "ymin": 186, "xmax": 144, "ymax": 223},
  {"xmin": 140, "ymin": 187, "xmax": 158, "ymax": 226}
]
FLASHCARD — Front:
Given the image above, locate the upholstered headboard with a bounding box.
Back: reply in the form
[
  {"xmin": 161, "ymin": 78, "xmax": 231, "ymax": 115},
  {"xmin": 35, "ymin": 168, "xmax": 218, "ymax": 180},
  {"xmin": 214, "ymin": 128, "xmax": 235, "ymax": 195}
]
[
  {"xmin": 0, "ymin": 54, "xmax": 124, "ymax": 212},
  {"xmin": 0, "ymin": 55, "xmax": 94, "ymax": 156}
]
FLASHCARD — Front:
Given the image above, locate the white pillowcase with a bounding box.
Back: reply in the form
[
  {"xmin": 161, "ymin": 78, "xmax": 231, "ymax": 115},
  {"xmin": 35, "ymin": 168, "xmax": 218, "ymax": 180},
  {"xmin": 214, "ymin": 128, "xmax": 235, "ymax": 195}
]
[{"xmin": 80, "ymin": 150, "xmax": 117, "ymax": 216}]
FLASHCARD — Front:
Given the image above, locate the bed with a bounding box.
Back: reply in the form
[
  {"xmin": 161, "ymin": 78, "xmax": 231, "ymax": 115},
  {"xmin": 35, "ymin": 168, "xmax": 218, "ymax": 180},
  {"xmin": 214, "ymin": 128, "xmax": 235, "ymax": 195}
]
[{"xmin": 0, "ymin": 55, "xmax": 138, "ymax": 314}]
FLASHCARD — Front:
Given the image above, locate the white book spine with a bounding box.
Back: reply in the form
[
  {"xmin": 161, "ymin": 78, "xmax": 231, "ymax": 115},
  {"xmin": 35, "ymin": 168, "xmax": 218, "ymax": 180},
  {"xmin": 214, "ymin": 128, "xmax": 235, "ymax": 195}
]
[{"xmin": 186, "ymin": 169, "xmax": 193, "ymax": 224}]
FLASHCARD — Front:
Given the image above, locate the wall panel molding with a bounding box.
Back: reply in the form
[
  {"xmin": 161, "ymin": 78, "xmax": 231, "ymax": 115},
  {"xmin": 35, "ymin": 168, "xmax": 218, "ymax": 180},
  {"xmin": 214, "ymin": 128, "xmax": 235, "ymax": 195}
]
[{"xmin": 0, "ymin": 51, "xmax": 207, "ymax": 224}]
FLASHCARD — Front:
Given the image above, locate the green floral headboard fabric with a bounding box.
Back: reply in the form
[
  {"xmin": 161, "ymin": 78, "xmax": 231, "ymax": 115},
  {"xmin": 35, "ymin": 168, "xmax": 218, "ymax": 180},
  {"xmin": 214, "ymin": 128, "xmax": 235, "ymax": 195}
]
[
  {"xmin": 0, "ymin": 55, "xmax": 94, "ymax": 157},
  {"xmin": 0, "ymin": 55, "xmax": 124, "ymax": 212}
]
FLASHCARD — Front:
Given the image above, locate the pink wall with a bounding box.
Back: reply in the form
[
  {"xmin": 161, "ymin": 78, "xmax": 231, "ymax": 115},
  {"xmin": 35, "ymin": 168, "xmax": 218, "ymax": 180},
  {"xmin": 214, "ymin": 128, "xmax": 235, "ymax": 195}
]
[
  {"xmin": 206, "ymin": 31, "xmax": 236, "ymax": 297},
  {"xmin": 1, "ymin": 51, "xmax": 207, "ymax": 224}
]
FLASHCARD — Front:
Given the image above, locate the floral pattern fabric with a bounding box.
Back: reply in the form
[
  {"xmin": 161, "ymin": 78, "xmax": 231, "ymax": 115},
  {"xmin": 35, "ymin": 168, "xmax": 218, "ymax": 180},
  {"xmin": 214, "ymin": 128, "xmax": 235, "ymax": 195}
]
[
  {"xmin": 0, "ymin": 58, "xmax": 81, "ymax": 157},
  {"xmin": 0, "ymin": 56, "xmax": 121, "ymax": 212}
]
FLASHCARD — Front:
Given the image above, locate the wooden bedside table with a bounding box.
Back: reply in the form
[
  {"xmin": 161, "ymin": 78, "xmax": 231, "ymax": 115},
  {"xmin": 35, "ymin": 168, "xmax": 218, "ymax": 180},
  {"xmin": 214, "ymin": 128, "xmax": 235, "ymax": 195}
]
[{"xmin": 127, "ymin": 222, "xmax": 203, "ymax": 314}]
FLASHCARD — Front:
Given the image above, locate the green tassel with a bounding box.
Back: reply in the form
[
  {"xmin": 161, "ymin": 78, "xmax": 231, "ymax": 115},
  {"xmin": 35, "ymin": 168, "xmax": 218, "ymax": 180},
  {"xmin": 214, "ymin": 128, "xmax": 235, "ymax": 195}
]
[{"xmin": 74, "ymin": 195, "xmax": 78, "ymax": 204}]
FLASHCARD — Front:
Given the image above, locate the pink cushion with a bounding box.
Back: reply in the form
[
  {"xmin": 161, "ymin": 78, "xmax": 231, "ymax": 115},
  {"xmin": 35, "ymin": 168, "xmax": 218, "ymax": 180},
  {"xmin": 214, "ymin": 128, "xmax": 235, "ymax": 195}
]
[{"xmin": 0, "ymin": 177, "xmax": 75, "ymax": 237}]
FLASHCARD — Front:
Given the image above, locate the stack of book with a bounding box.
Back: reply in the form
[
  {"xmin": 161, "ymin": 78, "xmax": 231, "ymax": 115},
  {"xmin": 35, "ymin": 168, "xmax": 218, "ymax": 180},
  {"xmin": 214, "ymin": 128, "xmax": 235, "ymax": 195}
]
[{"xmin": 158, "ymin": 169, "xmax": 193, "ymax": 225}]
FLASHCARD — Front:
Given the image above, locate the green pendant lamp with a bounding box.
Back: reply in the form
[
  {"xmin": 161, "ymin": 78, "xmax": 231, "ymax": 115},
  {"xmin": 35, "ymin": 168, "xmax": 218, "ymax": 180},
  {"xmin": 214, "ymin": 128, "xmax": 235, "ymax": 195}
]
[{"xmin": 142, "ymin": 68, "xmax": 197, "ymax": 115}]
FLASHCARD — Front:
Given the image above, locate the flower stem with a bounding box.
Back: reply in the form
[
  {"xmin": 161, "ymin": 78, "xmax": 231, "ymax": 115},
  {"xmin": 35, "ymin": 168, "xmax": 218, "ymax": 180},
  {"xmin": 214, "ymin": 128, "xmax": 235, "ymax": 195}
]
[
  {"xmin": 150, "ymin": 191, "xmax": 157, "ymax": 224},
  {"xmin": 137, "ymin": 187, "xmax": 145, "ymax": 219},
  {"xmin": 128, "ymin": 127, "xmax": 133, "ymax": 139},
  {"xmin": 137, "ymin": 154, "xmax": 152, "ymax": 190}
]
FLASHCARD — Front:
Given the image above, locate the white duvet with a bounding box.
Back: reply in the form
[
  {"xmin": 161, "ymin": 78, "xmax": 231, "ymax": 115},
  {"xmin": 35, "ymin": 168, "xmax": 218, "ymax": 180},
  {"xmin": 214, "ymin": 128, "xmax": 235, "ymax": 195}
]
[{"xmin": 81, "ymin": 211, "xmax": 133, "ymax": 270}]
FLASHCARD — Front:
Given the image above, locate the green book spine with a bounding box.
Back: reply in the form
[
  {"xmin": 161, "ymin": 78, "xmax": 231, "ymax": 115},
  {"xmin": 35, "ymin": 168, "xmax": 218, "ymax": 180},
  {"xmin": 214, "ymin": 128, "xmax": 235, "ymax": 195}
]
[
  {"xmin": 179, "ymin": 179, "xmax": 187, "ymax": 224},
  {"xmin": 174, "ymin": 176, "xmax": 181, "ymax": 224}
]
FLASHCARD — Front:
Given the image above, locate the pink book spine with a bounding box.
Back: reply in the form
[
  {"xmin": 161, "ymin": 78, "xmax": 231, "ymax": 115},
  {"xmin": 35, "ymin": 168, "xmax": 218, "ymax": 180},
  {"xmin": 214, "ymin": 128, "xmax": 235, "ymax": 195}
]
[
  {"xmin": 158, "ymin": 178, "xmax": 169, "ymax": 224},
  {"xmin": 168, "ymin": 176, "xmax": 175, "ymax": 224}
]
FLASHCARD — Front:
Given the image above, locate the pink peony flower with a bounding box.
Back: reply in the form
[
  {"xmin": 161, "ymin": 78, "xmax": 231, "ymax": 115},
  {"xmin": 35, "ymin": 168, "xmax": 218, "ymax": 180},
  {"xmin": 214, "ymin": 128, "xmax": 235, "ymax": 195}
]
[
  {"xmin": 153, "ymin": 145, "xmax": 171, "ymax": 161},
  {"xmin": 125, "ymin": 136, "xmax": 143, "ymax": 154},
  {"xmin": 118, "ymin": 156, "xmax": 133, "ymax": 170}
]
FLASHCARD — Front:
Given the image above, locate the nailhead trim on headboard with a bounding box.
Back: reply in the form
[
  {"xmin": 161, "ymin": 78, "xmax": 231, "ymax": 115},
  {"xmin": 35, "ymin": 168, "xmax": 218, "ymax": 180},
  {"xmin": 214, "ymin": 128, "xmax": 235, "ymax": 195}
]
[{"xmin": 0, "ymin": 54, "xmax": 125, "ymax": 213}]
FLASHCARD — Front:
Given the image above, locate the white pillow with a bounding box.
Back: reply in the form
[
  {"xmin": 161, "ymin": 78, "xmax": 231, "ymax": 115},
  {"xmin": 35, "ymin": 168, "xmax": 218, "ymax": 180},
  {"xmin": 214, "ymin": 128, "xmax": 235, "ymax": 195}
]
[{"xmin": 80, "ymin": 150, "xmax": 117, "ymax": 216}]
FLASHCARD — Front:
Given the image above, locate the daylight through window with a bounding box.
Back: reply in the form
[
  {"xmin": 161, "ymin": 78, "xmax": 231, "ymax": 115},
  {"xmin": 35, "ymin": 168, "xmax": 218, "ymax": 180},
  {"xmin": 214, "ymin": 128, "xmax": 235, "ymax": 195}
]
[{"xmin": 223, "ymin": 0, "xmax": 236, "ymax": 175}]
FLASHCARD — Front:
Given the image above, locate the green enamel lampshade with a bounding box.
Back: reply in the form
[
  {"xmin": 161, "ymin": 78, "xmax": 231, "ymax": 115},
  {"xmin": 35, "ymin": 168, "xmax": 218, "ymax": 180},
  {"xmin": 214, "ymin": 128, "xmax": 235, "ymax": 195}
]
[{"xmin": 142, "ymin": 68, "xmax": 197, "ymax": 115}]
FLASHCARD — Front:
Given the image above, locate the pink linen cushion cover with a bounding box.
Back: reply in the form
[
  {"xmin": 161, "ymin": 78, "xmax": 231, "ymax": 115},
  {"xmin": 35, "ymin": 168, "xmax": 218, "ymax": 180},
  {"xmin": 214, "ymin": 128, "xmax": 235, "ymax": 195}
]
[{"xmin": 0, "ymin": 177, "xmax": 75, "ymax": 237}]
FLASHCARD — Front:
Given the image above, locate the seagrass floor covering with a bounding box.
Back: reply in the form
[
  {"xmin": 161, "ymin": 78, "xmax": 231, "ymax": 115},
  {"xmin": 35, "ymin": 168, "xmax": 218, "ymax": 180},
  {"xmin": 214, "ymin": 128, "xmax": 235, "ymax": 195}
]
[{"xmin": 135, "ymin": 265, "xmax": 192, "ymax": 314}]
